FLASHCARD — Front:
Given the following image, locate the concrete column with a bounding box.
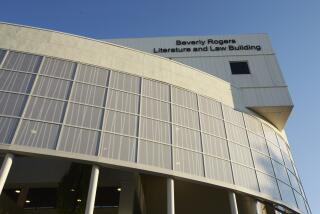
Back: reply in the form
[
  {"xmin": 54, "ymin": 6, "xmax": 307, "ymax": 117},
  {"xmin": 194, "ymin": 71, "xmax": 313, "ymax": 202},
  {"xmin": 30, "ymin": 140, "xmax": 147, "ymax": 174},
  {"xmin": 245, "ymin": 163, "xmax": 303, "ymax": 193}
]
[
  {"xmin": 0, "ymin": 153, "xmax": 14, "ymax": 195},
  {"xmin": 85, "ymin": 165, "xmax": 99, "ymax": 214},
  {"xmin": 167, "ymin": 178, "xmax": 175, "ymax": 214},
  {"xmin": 228, "ymin": 192, "xmax": 239, "ymax": 214}
]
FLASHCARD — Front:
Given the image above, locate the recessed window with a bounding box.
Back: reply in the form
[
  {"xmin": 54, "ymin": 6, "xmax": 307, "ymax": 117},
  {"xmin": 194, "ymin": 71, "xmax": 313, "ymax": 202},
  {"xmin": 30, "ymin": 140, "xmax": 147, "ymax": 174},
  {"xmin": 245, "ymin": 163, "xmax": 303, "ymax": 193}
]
[{"xmin": 229, "ymin": 61, "xmax": 250, "ymax": 75}]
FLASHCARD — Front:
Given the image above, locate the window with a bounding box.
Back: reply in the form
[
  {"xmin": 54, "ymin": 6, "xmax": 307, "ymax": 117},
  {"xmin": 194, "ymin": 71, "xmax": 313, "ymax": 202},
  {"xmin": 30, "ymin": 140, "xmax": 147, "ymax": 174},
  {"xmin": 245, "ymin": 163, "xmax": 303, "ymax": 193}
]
[{"xmin": 230, "ymin": 61, "xmax": 250, "ymax": 74}]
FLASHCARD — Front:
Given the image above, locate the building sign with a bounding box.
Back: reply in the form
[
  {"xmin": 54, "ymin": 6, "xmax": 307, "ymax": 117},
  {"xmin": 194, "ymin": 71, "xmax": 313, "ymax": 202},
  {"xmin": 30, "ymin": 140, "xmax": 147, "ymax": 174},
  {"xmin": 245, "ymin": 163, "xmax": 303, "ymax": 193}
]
[{"xmin": 153, "ymin": 39, "xmax": 262, "ymax": 54}]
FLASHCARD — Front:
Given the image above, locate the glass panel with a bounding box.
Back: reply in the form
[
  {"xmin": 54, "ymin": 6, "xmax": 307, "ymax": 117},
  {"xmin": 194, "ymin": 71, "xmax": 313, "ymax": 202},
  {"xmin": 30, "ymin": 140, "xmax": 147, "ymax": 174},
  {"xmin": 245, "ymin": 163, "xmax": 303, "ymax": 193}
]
[
  {"xmin": 198, "ymin": 95, "xmax": 222, "ymax": 119},
  {"xmin": 24, "ymin": 97, "xmax": 65, "ymax": 123},
  {"xmin": 277, "ymin": 134, "xmax": 289, "ymax": 155},
  {"xmin": 103, "ymin": 110, "xmax": 138, "ymax": 136},
  {"xmin": 247, "ymin": 132, "xmax": 269, "ymax": 155},
  {"xmin": 2, "ymin": 51, "xmax": 42, "ymax": 73},
  {"xmin": 200, "ymin": 113, "xmax": 225, "ymax": 138},
  {"xmin": 252, "ymin": 151, "xmax": 274, "ymax": 175},
  {"xmin": 222, "ymin": 105, "xmax": 244, "ymax": 127},
  {"xmin": 139, "ymin": 140, "xmax": 171, "ymax": 169},
  {"xmin": 76, "ymin": 64, "xmax": 109, "ymax": 86},
  {"xmin": 268, "ymin": 142, "xmax": 284, "ymax": 164},
  {"xmin": 230, "ymin": 61, "xmax": 250, "ymax": 74},
  {"xmin": 0, "ymin": 70, "xmax": 35, "ymax": 93},
  {"xmin": 0, "ymin": 117, "xmax": 19, "ymax": 144},
  {"xmin": 174, "ymin": 148, "xmax": 204, "ymax": 176},
  {"xmin": 142, "ymin": 79, "xmax": 169, "ymax": 101},
  {"xmin": 33, "ymin": 76, "xmax": 72, "ymax": 100},
  {"xmin": 294, "ymin": 191, "xmax": 308, "ymax": 214},
  {"xmin": 262, "ymin": 124, "xmax": 278, "ymax": 146},
  {"xmin": 0, "ymin": 92, "xmax": 27, "ymax": 116},
  {"xmin": 58, "ymin": 126, "xmax": 99, "ymax": 155},
  {"xmin": 109, "ymin": 71, "xmax": 140, "ymax": 93},
  {"xmin": 140, "ymin": 97, "xmax": 170, "ymax": 121},
  {"xmin": 202, "ymin": 134, "xmax": 229, "ymax": 159},
  {"xmin": 171, "ymin": 86, "xmax": 197, "ymax": 110},
  {"xmin": 256, "ymin": 172, "xmax": 281, "ymax": 200},
  {"xmin": 232, "ymin": 163, "xmax": 259, "ymax": 191},
  {"xmin": 99, "ymin": 132, "xmax": 136, "ymax": 162},
  {"xmin": 273, "ymin": 160, "xmax": 290, "ymax": 184},
  {"xmin": 278, "ymin": 181, "xmax": 297, "ymax": 208},
  {"xmin": 172, "ymin": 125, "xmax": 201, "ymax": 151},
  {"xmin": 106, "ymin": 89, "xmax": 139, "ymax": 113},
  {"xmin": 204, "ymin": 155, "xmax": 233, "ymax": 183},
  {"xmin": 14, "ymin": 120, "xmax": 60, "ymax": 149},
  {"xmin": 172, "ymin": 105, "xmax": 199, "ymax": 129},
  {"xmin": 140, "ymin": 118, "xmax": 171, "ymax": 144},
  {"xmin": 288, "ymin": 171, "xmax": 301, "ymax": 193},
  {"xmin": 243, "ymin": 114, "xmax": 264, "ymax": 136},
  {"xmin": 0, "ymin": 49, "xmax": 6, "ymax": 65},
  {"xmin": 283, "ymin": 152, "xmax": 295, "ymax": 174},
  {"xmin": 225, "ymin": 123, "xmax": 249, "ymax": 146},
  {"xmin": 70, "ymin": 82, "xmax": 106, "ymax": 106},
  {"xmin": 65, "ymin": 103, "xmax": 103, "ymax": 129},
  {"xmin": 229, "ymin": 142, "xmax": 253, "ymax": 167},
  {"xmin": 40, "ymin": 57, "xmax": 76, "ymax": 79}
]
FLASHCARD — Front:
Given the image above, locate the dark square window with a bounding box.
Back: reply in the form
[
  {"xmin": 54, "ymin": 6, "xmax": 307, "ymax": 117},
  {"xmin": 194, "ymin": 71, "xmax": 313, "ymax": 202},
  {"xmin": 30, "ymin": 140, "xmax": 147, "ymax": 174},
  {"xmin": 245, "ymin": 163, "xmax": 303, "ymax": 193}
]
[{"xmin": 230, "ymin": 61, "xmax": 250, "ymax": 74}]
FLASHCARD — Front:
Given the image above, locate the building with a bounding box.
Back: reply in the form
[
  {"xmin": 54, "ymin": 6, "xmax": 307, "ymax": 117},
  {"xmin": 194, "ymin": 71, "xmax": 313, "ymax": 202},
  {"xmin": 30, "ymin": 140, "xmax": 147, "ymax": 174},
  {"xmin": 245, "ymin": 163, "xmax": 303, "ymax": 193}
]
[{"xmin": 0, "ymin": 22, "xmax": 311, "ymax": 214}]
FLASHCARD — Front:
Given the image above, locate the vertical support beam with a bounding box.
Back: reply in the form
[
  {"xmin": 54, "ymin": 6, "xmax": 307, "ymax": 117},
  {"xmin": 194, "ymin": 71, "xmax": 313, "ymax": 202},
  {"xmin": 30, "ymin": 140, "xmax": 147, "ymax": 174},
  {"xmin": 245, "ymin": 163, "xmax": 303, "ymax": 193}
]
[
  {"xmin": 167, "ymin": 178, "xmax": 175, "ymax": 214},
  {"xmin": 0, "ymin": 153, "xmax": 14, "ymax": 195},
  {"xmin": 242, "ymin": 196, "xmax": 260, "ymax": 214},
  {"xmin": 85, "ymin": 165, "xmax": 99, "ymax": 214},
  {"xmin": 229, "ymin": 192, "xmax": 239, "ymax": 214}
]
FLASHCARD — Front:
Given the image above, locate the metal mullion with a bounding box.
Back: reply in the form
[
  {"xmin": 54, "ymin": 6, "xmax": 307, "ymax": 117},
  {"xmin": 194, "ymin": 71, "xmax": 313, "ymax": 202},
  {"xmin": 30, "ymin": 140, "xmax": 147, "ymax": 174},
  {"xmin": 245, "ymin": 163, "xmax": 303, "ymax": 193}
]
[
  {"xmin": 0, "ymin": 50, "xmax": 9, "ymax": 68},
  {"xmin": 246, "ymin": 128, "xmax": 266, "ymax": 142},
  {"xmin": 0, "ymin": 89, "xmax": 30, "ymax": 96},
  {"xmin": 171, "ymin": 102, "xmax": 198, "ymax": 113},
  {"xmin": 10, "ymin": 56, "xmax": 45, "ymax": 145},
  {"xmin": 196, "ymin": 94, "xmax": 206, "ymax": 177},
  {"xmin": 135, "ymin": 77, "xmax": 143, "ymax": 163},
  {"xmin": 198, "ymin": 110, "xmax": 223, "ymax": 122},
  {"xmin": 140, "ymin": 115, "xmax": 171, "ymax": 126},
  {"xmin": 169, "ymin": 85, "xmax": 174, "ymax": 171},
  {"xmin": 141, "ymin": 94, "xmax": 171, "ymax": 105},
  {"xmin": 230, "ymin": 161, "xmax": 256, "ymax": 171},
  {"xmin": 250, "ymin": 146, "xmax": 271, "ymax": 158},
  {"xmin": 0, "ymin": 115, "xmax": 21, "ymax": 120},
  {"xmin": 255, "ymin": 167, "xmax": 278, "ymax": 180},
  {"xmin": 54, "ymin": 63, "xmax": 79, "ymax": 151},
  {"xmin": 224, "ymin": 119, "xmax": 247, "ymax": 132},
  {"xmin": 105, "ymin": 107, "xmax": 140, "ymax": 117},
  {"xmin": 243, "ymin": 113, "xmax": 261, "ymax": 192},
  {"xmin": 0, "ymin": 67, "xmax": 41, "ymax": 76},
  {"xmin": 108, "ymin": 86, "xmax": 140, "ymax": 97},
  {"xmin": 96, "ymin": 70, "xmax": 111, "ymax": 156},
  {"xmin": 220, "ymin": 103, "xmax": 236, "ymax": 185}
]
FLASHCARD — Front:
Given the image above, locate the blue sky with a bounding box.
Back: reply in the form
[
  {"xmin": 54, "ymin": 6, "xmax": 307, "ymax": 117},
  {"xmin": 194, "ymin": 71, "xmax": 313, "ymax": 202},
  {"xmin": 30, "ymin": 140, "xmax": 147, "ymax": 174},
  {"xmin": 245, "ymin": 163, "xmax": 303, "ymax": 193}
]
[{"xmin": 1, "ymin": 0, "xmax": 319, "ymax": 212}]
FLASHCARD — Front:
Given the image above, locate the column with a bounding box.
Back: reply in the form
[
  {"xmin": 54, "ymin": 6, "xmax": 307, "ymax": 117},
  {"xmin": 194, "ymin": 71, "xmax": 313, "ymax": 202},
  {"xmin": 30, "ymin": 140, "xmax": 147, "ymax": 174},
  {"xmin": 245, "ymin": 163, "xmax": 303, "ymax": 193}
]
[
  {"xmin": 167, "ymin": 178, "xmax": 175, "ymax": 214},
  {"xmin": 85, "ymin": 165, "xmax": 99, "ymax": 214},
  {"xmin": 229, "ymin": 192, "xmax": 239, "ymax": 214},
  {"xmin": 0, "ymin": 153, "xmax": 14, "ymax": 195},
  {"xmin": 242, "ymin": 196, "xmax": 260, "ymax": 214}
]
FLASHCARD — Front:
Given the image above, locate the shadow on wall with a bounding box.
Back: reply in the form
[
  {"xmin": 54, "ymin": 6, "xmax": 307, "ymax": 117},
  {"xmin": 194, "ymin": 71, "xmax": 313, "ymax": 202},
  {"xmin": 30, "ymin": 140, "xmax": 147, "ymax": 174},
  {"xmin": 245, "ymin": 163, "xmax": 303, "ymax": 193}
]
[{"xmin": 141, "ymin": 174, "xmax": 231, "ymax": 214}]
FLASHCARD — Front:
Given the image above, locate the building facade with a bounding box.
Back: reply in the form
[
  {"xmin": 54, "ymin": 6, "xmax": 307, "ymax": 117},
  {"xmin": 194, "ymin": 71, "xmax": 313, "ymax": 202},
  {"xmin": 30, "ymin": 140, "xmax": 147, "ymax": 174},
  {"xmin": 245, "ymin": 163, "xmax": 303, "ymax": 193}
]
[{"xmin": 0, "ymin": 22, "xmax": 311, "ymax": 214}]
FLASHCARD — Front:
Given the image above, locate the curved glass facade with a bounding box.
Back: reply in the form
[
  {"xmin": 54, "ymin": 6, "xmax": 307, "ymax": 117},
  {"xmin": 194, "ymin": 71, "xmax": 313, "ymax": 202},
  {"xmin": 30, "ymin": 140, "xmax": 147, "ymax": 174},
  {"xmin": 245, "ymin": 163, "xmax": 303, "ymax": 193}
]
[{"xmin": 0, "ymin": 49, "xmax": 310, "ymax": 213}]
